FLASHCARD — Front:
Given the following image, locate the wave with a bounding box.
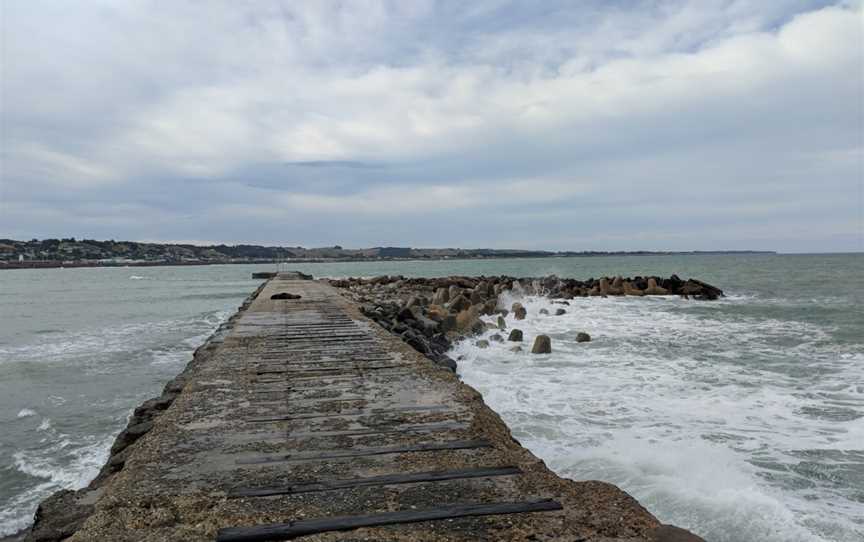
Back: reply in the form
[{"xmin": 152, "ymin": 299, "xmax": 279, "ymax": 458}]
[
  {"xmin": 0, "ymin": 310, "xmax": 232, "ymax": 365},
  {"xmin": 2, "ymin": 425, "xmax": 111, "ymax": 538},
  {"xmin": 454, "ymin": 294, "xmax": 864, "ymax": 542},
  {"xmin": 0, "ymin": 308, "xmax": 233, "ymax": 537}
]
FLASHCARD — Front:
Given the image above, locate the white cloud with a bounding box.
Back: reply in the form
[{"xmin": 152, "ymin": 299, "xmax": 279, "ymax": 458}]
[{"xmin": 1, "ymin": 1, "xmax": 861, "ymax": 251}]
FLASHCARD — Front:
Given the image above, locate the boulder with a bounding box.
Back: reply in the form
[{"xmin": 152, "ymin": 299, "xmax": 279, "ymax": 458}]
[
  {"xmin": 623, "ymin": 281, "xmax": 644, "ymax": 296},
  {"xmin": 440, "ymin": 314, "xmax": 457, "ymax": 333},
  {"xmin": 448, "ymin": 285, "xmax": 461, "ymax": 301},
  {"xmin": 481, "ymin": 298, "xmax": 498, "ymax": 316},
  {"xmin": 431, "ymin": 354, "xmax": 457, "ymax": 372},
  {"xmin": 470, "ymin": 289, "xmax": 484, "ymax": 305},
  {"xmin": 455, "ymin": 306, "xmax": 485, "ymax": 335},
  {"xmin": 645, "ymin": 277, "xmax": 669, "ymax": 295},
  {"xmin": 489, "ymin": 333, "xmax": 504, "ymax": 342},
  {"xmin": 432, "ymin": 287, "xmax": 449, "ymax": 305},
  {"xmin": 448, "ymin": 294, "xmax": 471, "ymax": 313},
  {"xmin": 396, "ymin": 306, "xmax": 415, "ymax": 322},
  {"xmin": 426, "ymin": 305, "xmax": 448, "ymax": 322},
  {"xmin": 555, "ymin": 308, "xmax": 567, "ymax": 316},
  {"xmin": 507, "ymin": 329, "xmax": 523, "ymax": 342},
  {"xmin": 608, "ymin": 276, "xmax": 624, "ymax": 295},
  {"xmin": 539, "ymin": 308, "xmax": 549, "ymax": 315},
  {"xmin": 531, "ymin": 335, "xmax": 552, "ymax": 354},
  {"xmin": 497, "ymin": 315, "xmax": 507, "ymax": 330},
  {"xmin": 509, "ymin": 345, "xmax": 523, "ymax": 353},
  {"xmin": 679, "ymin": 279, "xmax": 723, "ymax": 300},
  {"xmin": 598, "ymin": 278, "xmax": 611, "ymax": 295},
  {"xmin": 28, "ymin": 489, "xmax": 95, "ymax": 542},
  {"xmin": 512, "ymin": 302, "xmax": 527, "ymax": 320},
  {"xmin": 414, "ymin": 314, "xmax": 440, "ymax": 337},
  {"xmin": 576, "ymin": 332, "xmax": 591, "ymax": 343},
  {"xmin": 475, "ymin": 339, "xmax": 490, "ymax": 349}
]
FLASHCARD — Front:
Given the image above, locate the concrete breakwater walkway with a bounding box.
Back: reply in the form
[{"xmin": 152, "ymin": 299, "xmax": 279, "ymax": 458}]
[{"xmin": 27, "ymin": 273, "xmax": 702, "ymax": 542}]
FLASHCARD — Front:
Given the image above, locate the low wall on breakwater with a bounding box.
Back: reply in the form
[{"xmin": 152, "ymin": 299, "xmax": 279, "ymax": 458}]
[{"xmin": 23, "ymin": 272, "xmax": 717, "ymax": 542}]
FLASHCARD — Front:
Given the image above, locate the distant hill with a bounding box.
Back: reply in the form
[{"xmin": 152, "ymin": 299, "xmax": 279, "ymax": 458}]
[{"xmin": 0, "ymin": 238, "xmax": 775, "ymax": 268}]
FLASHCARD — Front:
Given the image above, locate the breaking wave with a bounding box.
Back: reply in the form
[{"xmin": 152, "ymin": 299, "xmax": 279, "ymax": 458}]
[{"xmin": 454, "ymin": 293, "xmax": 864, "ymax": 542}]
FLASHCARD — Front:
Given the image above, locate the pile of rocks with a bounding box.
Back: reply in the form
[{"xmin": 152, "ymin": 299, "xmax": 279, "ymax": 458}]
[{"xmin": 331, "ymin": 274, "xmax": 723, "ymax": 370}]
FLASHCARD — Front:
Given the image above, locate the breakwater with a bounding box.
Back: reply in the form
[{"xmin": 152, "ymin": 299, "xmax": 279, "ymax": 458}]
[{"xmin": 24, "ymin": 272, "xmax": 711, "ymax": 541}]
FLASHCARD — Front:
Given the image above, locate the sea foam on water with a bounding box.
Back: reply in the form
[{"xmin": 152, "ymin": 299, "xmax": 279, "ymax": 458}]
[{"xmin": 454, "ymin": 293, "xmax": 864, "ymax": 542}]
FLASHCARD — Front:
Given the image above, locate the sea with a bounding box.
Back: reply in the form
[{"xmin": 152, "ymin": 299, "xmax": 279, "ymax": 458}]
[{"xmin": 0, "ymin": 254, "xmax": 861, "ymax": 541}]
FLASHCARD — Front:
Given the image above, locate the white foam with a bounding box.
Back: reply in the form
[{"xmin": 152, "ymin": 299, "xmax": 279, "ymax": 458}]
[
  {"xmin": 3, "ymin": 427, "xmax": 111, "ymax": 537},
  {"xmin": 455, "ymin": 294, "xmax": 864, "ymax": 542},
  {"xmin": 17, "ymin": 408, "xmax": 37, "ymax": 418}
]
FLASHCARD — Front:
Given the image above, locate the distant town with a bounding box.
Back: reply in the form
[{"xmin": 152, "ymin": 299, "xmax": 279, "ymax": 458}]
[{"xmin": 0, "ymin": 238, "xmax": 775, "ymax": 269}]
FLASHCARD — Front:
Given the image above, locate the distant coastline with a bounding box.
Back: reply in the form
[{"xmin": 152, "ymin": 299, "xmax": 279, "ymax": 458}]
[{"xmin": 0, "ymin": 237, "xmax": 775, "ymax": 270}]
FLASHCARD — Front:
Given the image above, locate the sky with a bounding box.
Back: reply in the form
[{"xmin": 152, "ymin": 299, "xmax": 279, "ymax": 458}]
[{"xmin": 0, "ymin": 0, "xmax": 862, "ymax": 252}]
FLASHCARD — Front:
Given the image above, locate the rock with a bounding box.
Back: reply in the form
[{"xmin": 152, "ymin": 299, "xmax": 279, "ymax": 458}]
[
  {"xmin": 555, "ymin": 308, "xmax": 567, "ymax": 315},
  {"xmin": 414, "ymin": 314, "xmax": 440, "ymax": 337},
  {"xmin": 431, "ymin": 354, "xmax": 457, "ymax": 372},
  {"xmin": 270, "ymin": 292, "xmax": 301, "ymax": 300},
  {"xmin": 598, "ymin": 278, "xmax": 610, "ymax": 295},
  {"xmin": 431, "ymin": 287, "xmax": 449, "ymax": 305},
  {"xmin": 455, "ymin": 306, "xmax": 484, "ymax": 335},
  {"xmin": 497, "ymin": 315, "xmax": 506, "ymax": 330},
  {"xmin": 440, "ymin": 314, "xmax": 457, "ymax": 333},
  {"xmin": 426, "ymin": 305, "xmax": 448, "ymax": 322},
  {"xmin": 645, "ymin": 277, "xmax": 669, "ymax": 295},
  {"xmin": 608, "ymin": 276, "xmax": 624, "ymax": 295},
  {"xmin": 396, "ymin": 306, "xmax": 415, "ymax": 322},
  {"xmin": 507, "ymin": 329, "xmax": 523, "ymax": 342},
  {"xmin": 475, "ymin": 339, "xmax": 490, "ymax": 349},
  {"xmin": 509, "ymin": 345, "xmax": 522, "ymax": 353},
  {"xmin": 512, "ymin": 302, "xmax": 527, "ymax": 320},
  {"xmin": 28, "ymin": 489, "xmax": 95, "ymax": 542},
  {"xmin": 576, "ymin": 332, "xmax": 591, "ymax": 342},
  {"xmin": 623, "ymin": 281, "xmax": 644, "ymax": 296},
  {"xmin": 448, "ymin": 285, "xmax": 461, "ymax": 301},
  {"xmin": 539, "ymin": 308, "xmax": 549, "ymax": 315},
  {"xmin": 531, "ymin": 335, "xmax": 552, "ymax": 354},
  {"xmin": 679, "ymin": 279, "xmax": 723, "ymax": 300},
  {"xmin": 470, "ymin": 289, "xmax": 484, "ymax": 305},
  {"xmin": 402, "ymin": 329, "xmax": 431, "ymax": 354},
  {"xmin": 481, "ymin": 298, "xmax": 498, "ymax": 316},
  {"xmin": 489, "ymin": 333, "xmax": 504, "ymax": 342},
  {"xmin": 448, "ymin": 294, "xmax": 471, "ymax": 313}
]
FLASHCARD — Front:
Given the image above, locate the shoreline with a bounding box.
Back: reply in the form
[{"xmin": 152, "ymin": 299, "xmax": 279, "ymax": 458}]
[
  {"xmin": 18, "ymin": 273, "xmax": 717, "ymax": 541},
  {"xmin": 0, "ymin": 250, "xmax": 777, "ymax": 271}
]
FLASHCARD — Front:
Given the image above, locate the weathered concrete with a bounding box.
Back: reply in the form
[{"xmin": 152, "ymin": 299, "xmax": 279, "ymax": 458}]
[{"xmin": 41, "ymin": 274, "xmax": 702, "ymax": 541}]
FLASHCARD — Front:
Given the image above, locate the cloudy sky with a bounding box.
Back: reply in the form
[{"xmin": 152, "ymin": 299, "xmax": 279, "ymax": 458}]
[{"xmin": 1, "ymin": 1, "xmax": 861, "ymax": 252}]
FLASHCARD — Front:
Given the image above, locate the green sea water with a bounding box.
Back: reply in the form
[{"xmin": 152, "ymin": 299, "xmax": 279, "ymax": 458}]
[{"xmin": 0, "ymin": 254, "xmax": 861, "ymax": 541}]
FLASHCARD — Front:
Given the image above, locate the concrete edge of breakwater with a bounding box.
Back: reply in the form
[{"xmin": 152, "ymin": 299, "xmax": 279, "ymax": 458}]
[
  {"xmin": 19, "ymin": 273, "xmax": 714, "ymax": 542},
  {"xmin": 6, "ymin": 282, "xmax": 269, "ymax": 542}
]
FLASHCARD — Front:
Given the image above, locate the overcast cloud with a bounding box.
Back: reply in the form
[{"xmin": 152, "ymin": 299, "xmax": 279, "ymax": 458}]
[{"xmin": 1, "ymin": 0, "xmax": 861, "ymax": 252}]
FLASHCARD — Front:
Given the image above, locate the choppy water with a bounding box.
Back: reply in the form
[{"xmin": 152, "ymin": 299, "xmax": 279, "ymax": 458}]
[{"xmin": 0, "ymin": 254, "xmax": 861, "ymax": 541}]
